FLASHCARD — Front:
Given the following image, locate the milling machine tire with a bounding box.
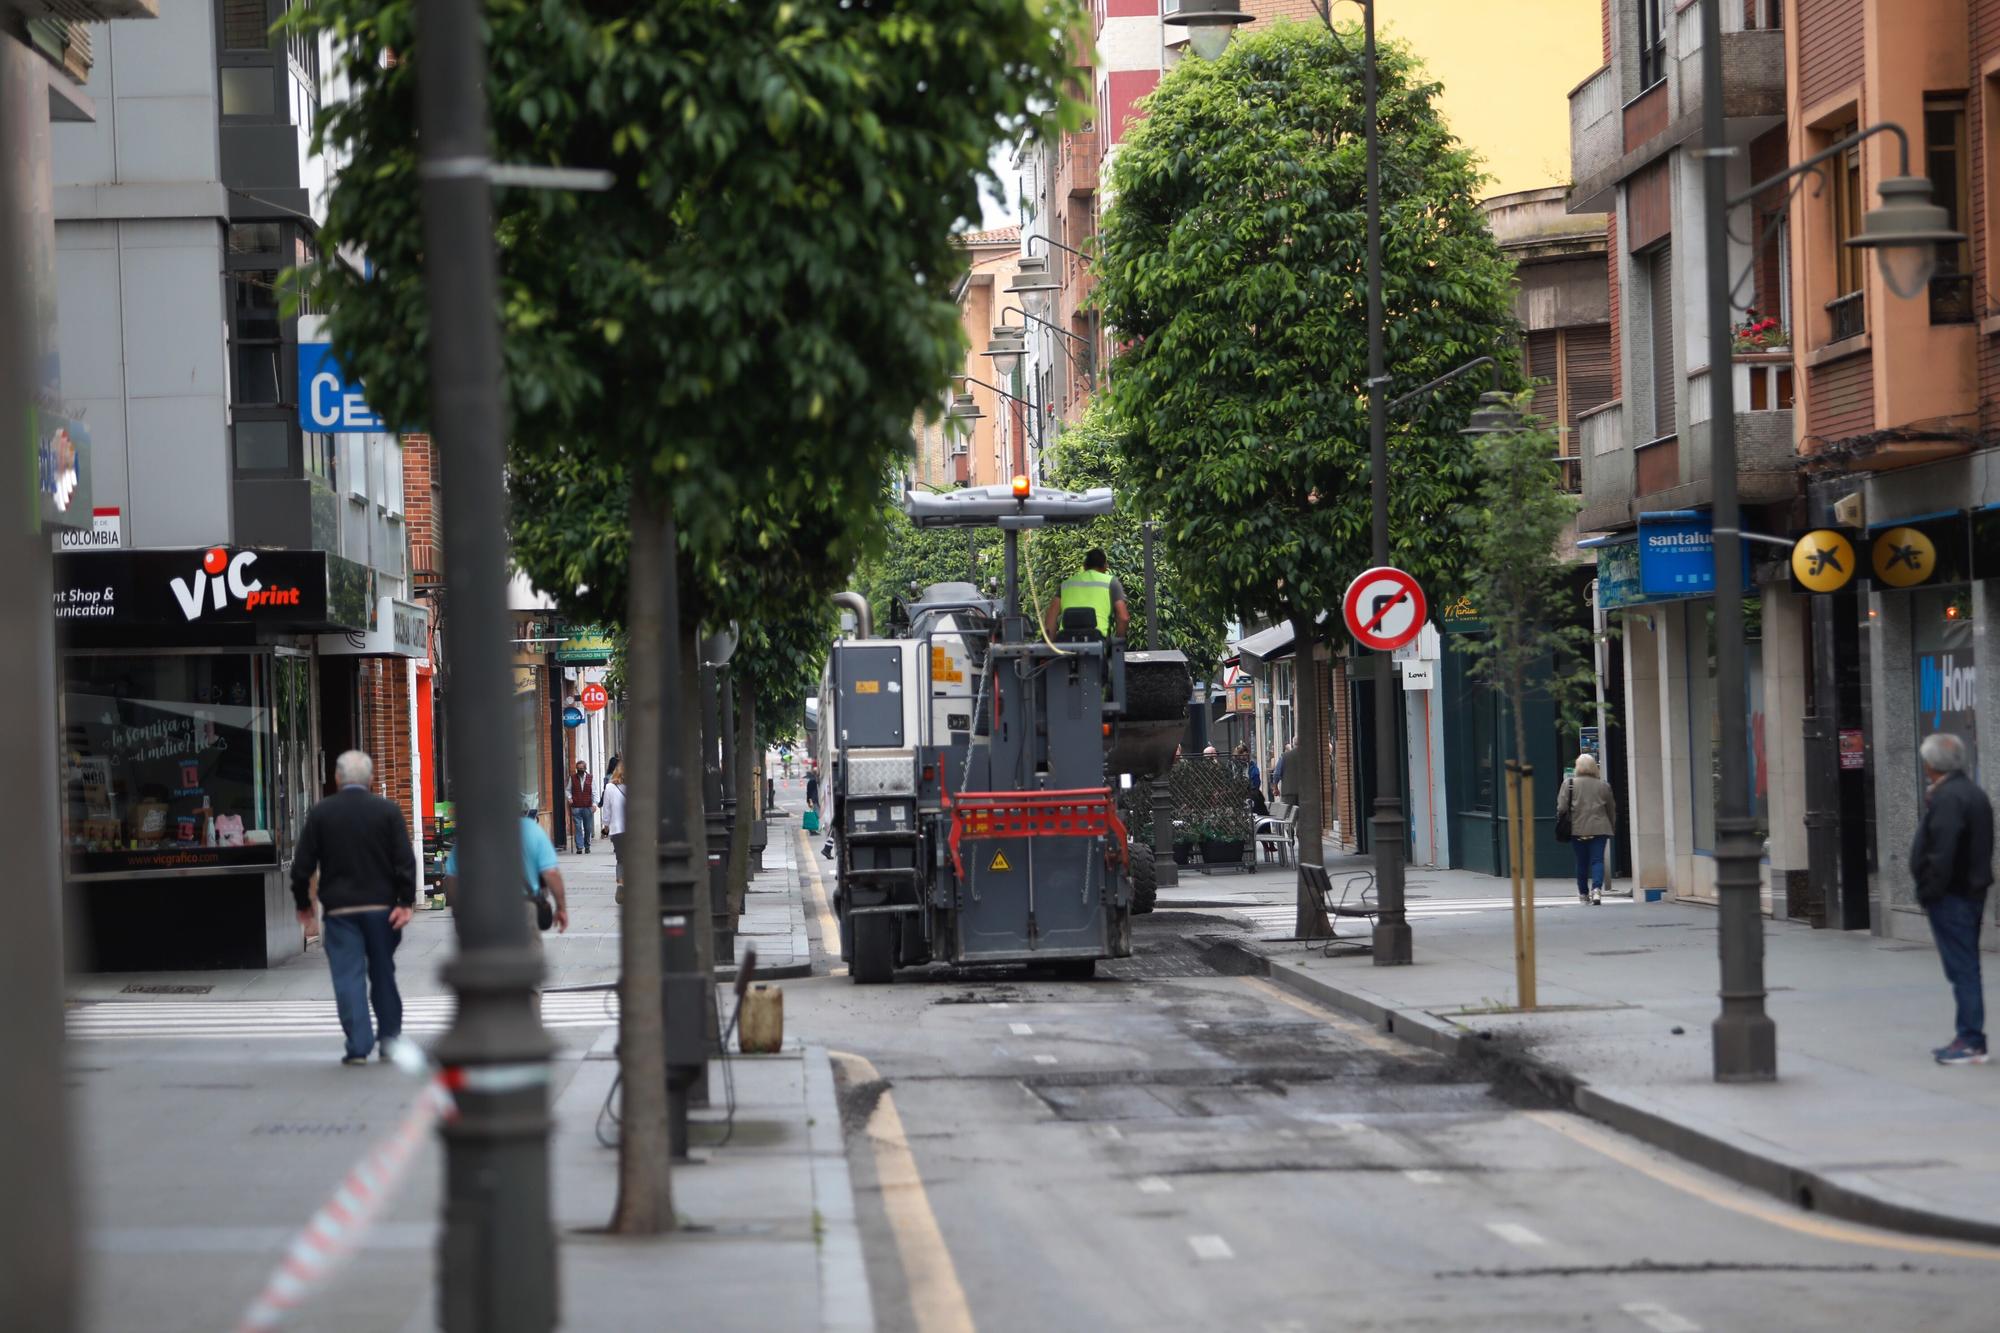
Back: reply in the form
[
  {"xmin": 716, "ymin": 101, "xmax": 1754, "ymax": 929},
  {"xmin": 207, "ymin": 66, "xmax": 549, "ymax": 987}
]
[
  {"xmin": 1129, "ymin": 840, "xmax": 1158, "ymax": 916},
  {"xmin": 850, "ymin": 914, "xmax": 895, "ymax": 985}
]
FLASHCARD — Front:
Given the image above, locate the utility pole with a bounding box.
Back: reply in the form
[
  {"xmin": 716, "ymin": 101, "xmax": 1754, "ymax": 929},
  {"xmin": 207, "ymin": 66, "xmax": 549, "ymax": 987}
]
[
  {"xmin": 415, "ymin": 0, "xmax": 558, "ymax": 1325},
  {"xmin": 1361, "ymin": 0, "xmax": 1412, "ymax": 966}
]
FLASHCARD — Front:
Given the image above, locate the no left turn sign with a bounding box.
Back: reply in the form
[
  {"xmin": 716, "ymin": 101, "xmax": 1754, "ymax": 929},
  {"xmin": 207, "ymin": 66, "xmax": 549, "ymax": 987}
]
[{"xmin": 1342, "ymin": 566, "xmax": 1428, "ymax": 653}]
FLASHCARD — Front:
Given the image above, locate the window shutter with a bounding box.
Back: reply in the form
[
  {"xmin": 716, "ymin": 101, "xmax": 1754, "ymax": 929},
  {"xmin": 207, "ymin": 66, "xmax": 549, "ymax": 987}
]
[
  {"xmin": 1563, "ymin": 324, "xmax": 1615, "ymax": 430},
  {"xmin": 1649, "ymin": 246, "xmax": 1675, "ymax": 439},
  {"xmin": 1525, "ymin": 331, "xmax": 1562, "ymax": 428}
]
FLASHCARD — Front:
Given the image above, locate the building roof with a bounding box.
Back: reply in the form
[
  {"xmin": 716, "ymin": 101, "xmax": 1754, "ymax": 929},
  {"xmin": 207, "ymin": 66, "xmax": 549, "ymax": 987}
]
[{"xmin": 957, "ymin": 225, "xmax": 1020, "ymax": 247}]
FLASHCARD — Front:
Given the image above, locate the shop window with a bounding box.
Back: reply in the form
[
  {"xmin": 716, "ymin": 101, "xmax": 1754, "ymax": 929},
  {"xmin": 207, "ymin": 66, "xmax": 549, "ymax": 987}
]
[
  {"xmin": 1924, "ymin": 96, "xmax": 1973, "ymax": 325},
  {"xmin": 61, "ymin": 654, "xmax": 278, "ymax": 875},
  {"xmin": 1913, "ymin": 587, "xmax": 1977, "ymax": 785},
  {"xmin": 1690, "ymin": 600, "xmax": 1767, "ymax": 855}
]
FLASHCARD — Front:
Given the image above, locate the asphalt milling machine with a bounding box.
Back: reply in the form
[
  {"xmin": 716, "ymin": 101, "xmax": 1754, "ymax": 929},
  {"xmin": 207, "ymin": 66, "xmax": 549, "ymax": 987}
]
[{"xmin": 817, "ymin": 482, "xmax": 1192, "ymax": 983}]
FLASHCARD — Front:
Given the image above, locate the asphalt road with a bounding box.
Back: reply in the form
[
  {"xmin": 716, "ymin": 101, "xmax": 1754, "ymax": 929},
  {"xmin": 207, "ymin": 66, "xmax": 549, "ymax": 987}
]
[{"xmin": 789, "ymin": 910, "xmax": 2000, "ymax": 1333}]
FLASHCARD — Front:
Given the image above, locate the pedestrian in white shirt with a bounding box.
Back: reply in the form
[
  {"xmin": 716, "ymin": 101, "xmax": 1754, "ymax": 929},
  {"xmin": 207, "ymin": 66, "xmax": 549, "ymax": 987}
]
[{"xmin": 601, "ymin": 759, "xmax": 628, "ymax": 904}]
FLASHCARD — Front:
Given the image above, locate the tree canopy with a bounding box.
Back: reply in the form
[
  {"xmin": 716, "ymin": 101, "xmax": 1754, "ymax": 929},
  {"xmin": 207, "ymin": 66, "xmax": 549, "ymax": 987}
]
[
  {"xmin": 298, "ymin": 0, "xmax": 1086, "ymax": 615},
  {"xmin": 1092, "ymin": 19, "xmax": 1519, "ymax": 632}
]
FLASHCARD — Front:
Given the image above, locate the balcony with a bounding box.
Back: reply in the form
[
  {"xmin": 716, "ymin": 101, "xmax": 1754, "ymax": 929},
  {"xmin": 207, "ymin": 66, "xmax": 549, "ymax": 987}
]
[
  {"xmin": 1576, "ymin": 357, "xmax": 1796, "ymax": 531},
  {"xmin": 1055, "ymin": 131, "xmax": 1098, "ymax": 200},
  {"xmin": 1569, "ymin": 12, "xmax": 1786, "ymax": 215}
]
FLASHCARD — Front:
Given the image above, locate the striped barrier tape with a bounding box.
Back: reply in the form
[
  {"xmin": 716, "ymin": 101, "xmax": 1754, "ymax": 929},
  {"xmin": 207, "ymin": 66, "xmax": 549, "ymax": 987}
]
[{"xmin": 235, "ymin": 1064, "xmax": 457, "ymax": 1333}]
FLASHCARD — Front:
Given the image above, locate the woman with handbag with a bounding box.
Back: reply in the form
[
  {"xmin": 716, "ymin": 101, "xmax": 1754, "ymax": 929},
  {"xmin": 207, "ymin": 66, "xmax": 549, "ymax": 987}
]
[{"xmin": 1556, "ymin": 752, "xmax": 1617, "ymax": 905}]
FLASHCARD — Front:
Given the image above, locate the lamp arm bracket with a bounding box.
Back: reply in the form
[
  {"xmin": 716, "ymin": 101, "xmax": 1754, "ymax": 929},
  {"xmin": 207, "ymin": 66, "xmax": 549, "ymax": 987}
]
[
  {"xmin": 1727, "ymin": 122, "xmax": 1910, "ymax": 211},
  {"xmin": 1386, "ymin": 355, "xmax": 1502, "ymax": 415}
]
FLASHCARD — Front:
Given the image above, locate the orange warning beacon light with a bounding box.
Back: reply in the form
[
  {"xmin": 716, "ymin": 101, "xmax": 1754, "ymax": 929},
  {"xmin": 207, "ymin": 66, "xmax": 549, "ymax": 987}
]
[{"xmin": 1011, "ymin": 474, "xmax": 1031, "ymax": 498}]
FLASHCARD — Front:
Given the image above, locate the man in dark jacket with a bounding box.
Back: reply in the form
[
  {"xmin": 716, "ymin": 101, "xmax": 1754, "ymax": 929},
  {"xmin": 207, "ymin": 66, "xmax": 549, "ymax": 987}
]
[
  {"xmin": 291, "ymin": 750, "xmax": 418, "ymax": 1065},
  {"xmin": 1908, "ymin": 732, "xmax": 1993, "ymax": 1065}
]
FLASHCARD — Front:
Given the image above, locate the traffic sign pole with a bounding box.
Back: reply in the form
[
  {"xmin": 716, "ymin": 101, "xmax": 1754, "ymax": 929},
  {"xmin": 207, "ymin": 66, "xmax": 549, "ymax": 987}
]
[{"xmin": 1343, "ymin": 567, "xmax": 1425, "ymax": 966}]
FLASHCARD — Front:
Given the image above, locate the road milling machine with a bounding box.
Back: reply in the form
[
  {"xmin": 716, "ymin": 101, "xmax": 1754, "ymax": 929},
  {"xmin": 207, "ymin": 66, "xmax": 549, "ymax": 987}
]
[{"xmin": 818, "ymin": 482, "xmax": 1192, "ymax": 982}]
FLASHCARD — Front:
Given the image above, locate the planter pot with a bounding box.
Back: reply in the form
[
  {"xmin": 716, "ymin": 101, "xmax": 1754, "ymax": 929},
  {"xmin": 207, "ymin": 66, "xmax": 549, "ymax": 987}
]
[
  {"xmin": 1172, "ymin": 840, "xmax": 1194, "ymax": 866},
  {"xmin": 1200, "ymin": 838, "xmax": 1244, "ymax": 866}
]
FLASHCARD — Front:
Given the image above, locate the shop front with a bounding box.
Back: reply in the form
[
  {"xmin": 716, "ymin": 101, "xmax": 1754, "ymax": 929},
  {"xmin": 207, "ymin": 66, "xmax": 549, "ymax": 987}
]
[{"xmin": 55, "ymin": 547, "xmax": 370, "ymax": 969}]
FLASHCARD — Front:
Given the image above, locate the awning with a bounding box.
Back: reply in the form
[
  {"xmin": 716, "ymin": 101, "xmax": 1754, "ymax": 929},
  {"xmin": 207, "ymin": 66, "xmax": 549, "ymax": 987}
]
[{"xmin": 1233, "ymin": 620, "xmax": 1295, "ymax": 663}]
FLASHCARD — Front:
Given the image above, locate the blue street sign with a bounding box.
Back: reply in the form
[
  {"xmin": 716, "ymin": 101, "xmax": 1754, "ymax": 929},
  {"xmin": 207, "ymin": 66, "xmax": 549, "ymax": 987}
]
[
  {"xmin": 298, "ymin": 343, "xmax": 387, "ymax": 433},
  {"xmin": 562, "ymin": 705, "xmax": 585, "ymax": 729}
]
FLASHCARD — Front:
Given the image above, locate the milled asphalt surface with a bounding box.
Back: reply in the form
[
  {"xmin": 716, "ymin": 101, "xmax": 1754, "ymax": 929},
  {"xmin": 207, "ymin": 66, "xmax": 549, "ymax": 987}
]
[{"xmin": 792, "ymin": 909, "xmax": 2000, "ymax": 1332}]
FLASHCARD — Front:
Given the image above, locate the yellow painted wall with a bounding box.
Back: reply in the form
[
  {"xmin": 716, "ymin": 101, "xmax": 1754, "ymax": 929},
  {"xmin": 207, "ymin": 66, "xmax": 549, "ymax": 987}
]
[{"xmin": 1376, "ymin": 1, "xmax": 1601, "ymax": 197}]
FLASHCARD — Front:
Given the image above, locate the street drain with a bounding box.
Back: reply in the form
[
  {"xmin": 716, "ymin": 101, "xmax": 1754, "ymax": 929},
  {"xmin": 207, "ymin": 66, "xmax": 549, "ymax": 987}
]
[{"xmin": 120, "ymin": 983, "xmax": 213, "ymax": 995}]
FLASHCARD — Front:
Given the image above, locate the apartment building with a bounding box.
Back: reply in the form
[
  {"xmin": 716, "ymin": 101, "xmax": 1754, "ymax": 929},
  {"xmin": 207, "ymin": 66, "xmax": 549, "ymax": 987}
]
[{"xmin": 49, "ymin": 0, "xmax": 425, "ymax": 969}]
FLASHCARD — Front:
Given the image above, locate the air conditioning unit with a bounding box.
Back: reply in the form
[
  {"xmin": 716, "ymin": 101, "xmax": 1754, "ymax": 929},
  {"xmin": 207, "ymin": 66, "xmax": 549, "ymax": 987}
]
[{"xmin": 1832, "ymin": 491, "xmax": 1864, "ymax": 529}]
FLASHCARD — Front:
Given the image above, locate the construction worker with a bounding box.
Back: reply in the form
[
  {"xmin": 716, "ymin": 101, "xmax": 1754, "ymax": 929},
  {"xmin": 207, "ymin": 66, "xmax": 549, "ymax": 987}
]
[{"xmin": 1044, "ymin": 547, "xmax": 1132, "ymax": 640}]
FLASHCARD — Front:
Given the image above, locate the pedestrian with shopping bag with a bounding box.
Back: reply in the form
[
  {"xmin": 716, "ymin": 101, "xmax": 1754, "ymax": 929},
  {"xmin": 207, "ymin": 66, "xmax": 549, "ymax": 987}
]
[{"xmin": 1555, "ymin": 752, "xmax": 1616, "ymax": 906}]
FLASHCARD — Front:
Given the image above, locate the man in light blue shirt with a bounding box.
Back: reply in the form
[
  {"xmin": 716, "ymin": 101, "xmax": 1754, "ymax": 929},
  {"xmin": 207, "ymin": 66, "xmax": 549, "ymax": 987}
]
[{"xmin": 443, "ymin": 813, "xmax": 570, "ymax": 937}]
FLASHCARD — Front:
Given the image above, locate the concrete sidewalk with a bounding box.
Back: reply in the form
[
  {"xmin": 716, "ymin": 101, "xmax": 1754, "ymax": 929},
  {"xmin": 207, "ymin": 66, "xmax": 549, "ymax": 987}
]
[
  {"xmin": 1180, "ymin": 856, "xmax": 2000, "ymax": 1246},
  {"xmin": 69, "ymin": 821, "xmax": 810, "ymax": 1003}
]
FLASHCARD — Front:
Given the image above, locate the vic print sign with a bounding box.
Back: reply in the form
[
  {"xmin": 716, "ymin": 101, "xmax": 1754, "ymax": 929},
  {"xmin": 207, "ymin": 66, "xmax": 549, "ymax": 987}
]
[
  {"xmin": 298, "ymin": 344, "xmax": 387, "ymax": 433},
  {"xmin": 170, "ymin": 548, "xmax": 303, "ymax": 621}
]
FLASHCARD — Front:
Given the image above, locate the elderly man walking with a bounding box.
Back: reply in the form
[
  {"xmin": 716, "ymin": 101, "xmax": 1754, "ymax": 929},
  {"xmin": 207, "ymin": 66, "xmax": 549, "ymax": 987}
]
[
  {"xmin": 1910, "ymin": 733, "xmax": 1993, "ymax": 1066},
  {"xmin": 291, "ymin": 751, "xmax": 417, "ymax": 1066}
]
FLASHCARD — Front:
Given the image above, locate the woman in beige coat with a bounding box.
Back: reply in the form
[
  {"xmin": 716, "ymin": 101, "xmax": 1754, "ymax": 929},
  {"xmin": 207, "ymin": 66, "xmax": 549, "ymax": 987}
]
[{"xmin": 1557, "ymin": 752, "xmax": 1617, "ymax": 905}]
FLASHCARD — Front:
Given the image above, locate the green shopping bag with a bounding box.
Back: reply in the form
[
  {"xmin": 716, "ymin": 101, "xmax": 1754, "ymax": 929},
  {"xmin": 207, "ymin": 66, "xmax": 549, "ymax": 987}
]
[{"xmin": 802, "ymin": 809, "xmax": 820, "ymax": 833}]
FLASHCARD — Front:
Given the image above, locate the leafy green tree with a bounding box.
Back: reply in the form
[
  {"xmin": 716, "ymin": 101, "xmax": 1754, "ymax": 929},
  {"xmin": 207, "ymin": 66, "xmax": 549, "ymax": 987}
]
[
  {"xmin": 1454, "ymin": 399, "xmax": 1596, "ymax": 1007},
  {"xmin": 1093, "ymin": 19, "xmax": 1518, "ymax": 934},
  {"xmin": 299, "ymin": 0, "xmax": 1084, "ymax": 1235}
]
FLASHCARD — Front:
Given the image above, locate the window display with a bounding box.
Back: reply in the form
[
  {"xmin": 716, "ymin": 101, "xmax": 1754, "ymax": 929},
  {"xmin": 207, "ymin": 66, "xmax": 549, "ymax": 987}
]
[{"xmin": 61, "ymin": 653, "xmax": 277, "ymax": 874}]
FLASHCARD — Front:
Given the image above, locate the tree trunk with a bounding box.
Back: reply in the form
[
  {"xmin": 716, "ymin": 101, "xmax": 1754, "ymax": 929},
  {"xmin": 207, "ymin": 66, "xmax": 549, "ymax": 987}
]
[
  {"xmin": 1292, "ymin": 608, "xmax": 1334, "ymax": 939},
  {"xmin": 610, "ymin": 486, "xmax": 673, "ymax": 1234},
  {"xmin": 726, "ymin": 681, "xmax": 757, "ymax": 914}
]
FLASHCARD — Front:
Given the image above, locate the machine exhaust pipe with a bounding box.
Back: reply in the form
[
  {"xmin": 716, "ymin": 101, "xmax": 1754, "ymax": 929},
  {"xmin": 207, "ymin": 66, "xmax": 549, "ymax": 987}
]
[{"xmin": 832, "ymin": 590, "xmax": 872, "ymax": 638}]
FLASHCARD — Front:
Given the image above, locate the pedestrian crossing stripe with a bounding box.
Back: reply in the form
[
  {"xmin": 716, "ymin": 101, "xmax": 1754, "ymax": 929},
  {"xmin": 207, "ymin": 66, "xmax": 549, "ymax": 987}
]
[
  {"xmin": 989, "ymin": 851, "xmax": 1012, "ymax": 871},
  {"xmin": 65, "ymin": 992, "xmax": 621, "ymax": 1041}
]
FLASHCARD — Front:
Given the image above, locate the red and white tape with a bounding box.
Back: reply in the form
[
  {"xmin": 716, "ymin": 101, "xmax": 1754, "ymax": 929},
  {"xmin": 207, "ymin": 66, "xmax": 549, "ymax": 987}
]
[{"xmin": 235, "ymin": 1077, "xmax": 458, "ymax": 1333}]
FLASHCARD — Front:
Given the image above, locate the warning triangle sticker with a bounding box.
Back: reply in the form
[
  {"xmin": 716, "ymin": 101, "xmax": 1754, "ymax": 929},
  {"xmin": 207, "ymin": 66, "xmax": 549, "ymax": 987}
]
[{"xmin": 989, "ymin": 850, "xmax": 1012, "ymax": 871}]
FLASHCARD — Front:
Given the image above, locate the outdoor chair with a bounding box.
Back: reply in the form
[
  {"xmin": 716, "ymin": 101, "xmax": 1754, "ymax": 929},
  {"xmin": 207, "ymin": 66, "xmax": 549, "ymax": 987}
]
[
  {"xmin": 1255, "ymin": 801, "xmax": 1297, "ymax": 866},
  {"xmin": 1302, "ymin": 864, "xmax": 1376, "ymax": 955}
]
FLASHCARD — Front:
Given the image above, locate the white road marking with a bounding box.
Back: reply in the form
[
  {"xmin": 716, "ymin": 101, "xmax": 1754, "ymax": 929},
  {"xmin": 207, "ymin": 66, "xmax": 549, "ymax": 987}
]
[
  {"xmin": 1187, "ymin": 1021, "xmax": 1210, "ymax": 1029},
  {"xmin": 1009, "ymin": 1022, "xmax": 1035, "ymax": 1036},
  {"xmin": 67, "ymin": 994, "xmax": 618, "ymax": 1040},
  {"xmin": 1032, "ymin": 1054, "xmax": 1059, "ymax": 1065},
  {"xmin": 1187, "ymin": 1234, "xmax": 1234, "ymax": 1261},
  {"xmin": 1622, "ymin": 1302, "xmax": 1702, "ymax": 1333},
  {"xmin": 1097, "ymin": 1125, "xmax": 1123, "ymax": 1140},
  {"xmin": 1485, "ymin": 1221, "xmax": 1547, "ymax": 1247},
  {"xmin": 1403, "ymin": 1169, "xmax": 1445, "ymax": 1184},
  {"xmin": 1136, "ymin": 1176, "xmax": 1173, "ymax": 1195}
]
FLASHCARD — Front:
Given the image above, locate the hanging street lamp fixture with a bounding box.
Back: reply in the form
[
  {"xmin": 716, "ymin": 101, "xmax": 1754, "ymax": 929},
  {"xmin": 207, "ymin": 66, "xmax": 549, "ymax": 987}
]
[{"xmin": 1163, "ymin": 0, "xmax": 1254, "ymax": 60}]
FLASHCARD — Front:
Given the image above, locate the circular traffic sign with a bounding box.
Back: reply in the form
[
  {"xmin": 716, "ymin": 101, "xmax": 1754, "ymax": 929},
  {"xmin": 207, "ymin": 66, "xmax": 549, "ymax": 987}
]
[
  {"xmin": 1342, "ymin": 566, "xmax": 1428, "ymax": 653},
  {"xmin": 579, "ymin": 681, "xmax": 609, "ymax": 712},
  {"xmin": 1790, "ymin": 529, "xmax": 1856, "ymax": 593}
]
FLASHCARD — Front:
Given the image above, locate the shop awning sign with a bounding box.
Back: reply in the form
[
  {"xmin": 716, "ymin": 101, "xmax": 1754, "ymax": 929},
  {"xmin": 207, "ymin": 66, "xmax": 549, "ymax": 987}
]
[
  {"xmin": 53, "ymin": 548, "xmax": 349, "ymax": 634},
  {"xmin": 555, "ymin": 626, "xmax": 614, "ymax": 665}
]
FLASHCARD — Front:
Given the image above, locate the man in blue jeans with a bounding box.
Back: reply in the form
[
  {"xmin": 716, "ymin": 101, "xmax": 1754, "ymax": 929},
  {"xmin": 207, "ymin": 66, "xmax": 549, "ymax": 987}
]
[
  {"xmin": 1909, "ymin": 733, "xmax": 1993, "ymax": 1066},
  {"xmin": 291, "ymin": 751, "xmax": 417, "ymax": 1066}
]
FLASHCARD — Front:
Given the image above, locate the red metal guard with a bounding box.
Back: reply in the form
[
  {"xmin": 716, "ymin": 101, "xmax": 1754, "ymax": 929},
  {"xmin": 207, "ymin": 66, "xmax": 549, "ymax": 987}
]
[{"xmin": 942, "ymin": 785, "xmax": 1129, "ymax": 879}]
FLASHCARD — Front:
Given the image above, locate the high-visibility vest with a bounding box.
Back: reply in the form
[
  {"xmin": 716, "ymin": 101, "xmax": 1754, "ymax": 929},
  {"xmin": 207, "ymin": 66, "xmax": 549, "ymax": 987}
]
[{"xmin": 1059, "ymin": 570, "xmax": 1114, "ymax": 633}]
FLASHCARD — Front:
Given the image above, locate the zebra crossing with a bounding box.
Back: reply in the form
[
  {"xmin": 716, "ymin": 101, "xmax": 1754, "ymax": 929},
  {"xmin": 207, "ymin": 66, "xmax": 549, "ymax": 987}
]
[
  {"xmin": 66, "ymin": 990, "xmax": 621, "ymax": 1041},
  {"xmin": 1225, "ymin": 892, "xmax": 1629, "ymax": 934}
]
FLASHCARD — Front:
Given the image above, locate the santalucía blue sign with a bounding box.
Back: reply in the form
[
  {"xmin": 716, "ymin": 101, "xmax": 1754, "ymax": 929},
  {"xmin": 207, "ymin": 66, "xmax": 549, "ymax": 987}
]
[{"xmin": 298, "ymin": 343, "xmax": 387, "ymax": 433}]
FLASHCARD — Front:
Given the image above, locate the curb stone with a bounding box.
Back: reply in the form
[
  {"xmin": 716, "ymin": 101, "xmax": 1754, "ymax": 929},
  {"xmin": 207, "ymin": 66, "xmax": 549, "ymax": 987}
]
[
  {"xmin": 803, "ymin": 1046, "xmax": 875, "ymax": 1333},
  {"xmin": 1214, "ymin": 936, "xmax": 2000, "ymax": 1249}
]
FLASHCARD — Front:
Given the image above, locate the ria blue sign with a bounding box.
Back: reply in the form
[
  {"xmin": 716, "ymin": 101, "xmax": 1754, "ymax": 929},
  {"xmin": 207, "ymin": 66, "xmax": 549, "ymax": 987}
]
[{"xmin": 298, "ymin": 343, "xmax": 386, "ymax": 433}]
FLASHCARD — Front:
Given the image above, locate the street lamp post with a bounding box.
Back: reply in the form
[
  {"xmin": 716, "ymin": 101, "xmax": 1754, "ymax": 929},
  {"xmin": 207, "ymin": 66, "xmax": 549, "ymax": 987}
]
[
  {"xmin": 701, "ymin": 626, "xmax": 740, "ymax": 967},
  {"xmin": 1695, "ymin": 0, "xmax": 1959, "ymax": 1081},
  {"xmin": 415, "ymin": 0, "xmax": 556, "ymax": 1323},
  {"xmin": 1142, "ymin": 521, "xmax": 1178, "ymax": 888}
]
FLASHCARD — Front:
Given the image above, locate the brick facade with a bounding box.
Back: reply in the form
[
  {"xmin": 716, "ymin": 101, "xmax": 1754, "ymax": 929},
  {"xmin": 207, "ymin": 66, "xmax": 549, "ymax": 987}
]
[{"xmin": 358, "ymin": 656, "xmax": 415, "ymax": 837}]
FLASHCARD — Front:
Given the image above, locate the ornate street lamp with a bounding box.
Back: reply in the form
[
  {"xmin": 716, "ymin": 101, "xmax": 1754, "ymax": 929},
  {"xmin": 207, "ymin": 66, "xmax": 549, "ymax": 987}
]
[
  {"xmin": 1848, "ymin": 173, "xmax": 1965, "ymax": 300},
  {"xmin": 1163, "ymin": 0, "xmax": 1254, "ymax": 61},
  {"xmin": 1003, "ymin": 254, "xmax": 1060, "ymax": 317},
  {"xmin": 984, "ymin": 325, "xmax": 1027, "ymax": 380},
  {"xmin": 1458, "ymin": 391, "xmax": 1526, "ymax": 438}
]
